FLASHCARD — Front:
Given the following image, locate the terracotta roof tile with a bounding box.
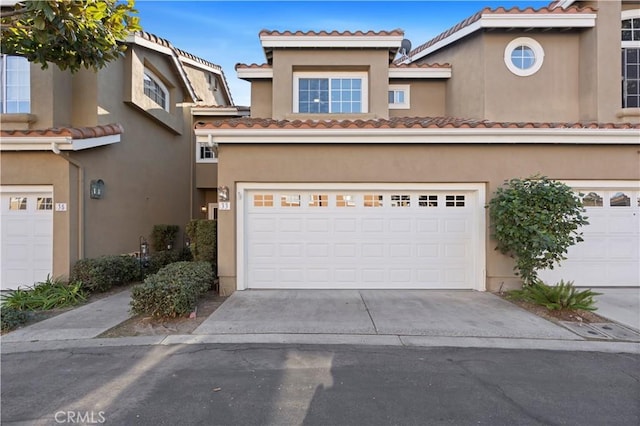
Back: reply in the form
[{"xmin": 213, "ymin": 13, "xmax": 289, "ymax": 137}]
[
  {"xmin": 1, "ymin": 123, "xmax": 124, "ymax": 139},
  {"xmin": 195, "ymin": 117, "xmax": 640, "ymax": 130},
  {"xmin": 389, "ymin": 63, "xmax": 451, "ymax": 69},
  {"xmin": 235, "ymin": 63, "xmax": 272, "ymax": 70},
  {"xmin": 259, "ymin": 29, "xmax": 405, "ymax": 37},
  {"xmin": 406, "ymin": 5, "xmax": 597, "ymax": 60}
]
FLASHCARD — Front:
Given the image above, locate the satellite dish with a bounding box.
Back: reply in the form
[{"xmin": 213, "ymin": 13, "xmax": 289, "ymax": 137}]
[{"xmin": 400, "ymin": 39, "xmax": 412, "ymax": 56}]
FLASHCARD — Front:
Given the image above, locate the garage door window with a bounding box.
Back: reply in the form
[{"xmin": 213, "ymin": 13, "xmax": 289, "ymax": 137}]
[
  {"xmin": 610, "ymin": 192, "xmax": 631, "ymax": 207},
  {"xmin": 9, "ymin": 197, "xmax": 27, "ymax": 210},
  {"xmin": 336, "ymin": 195, "xmax": 355, "ymax": 207},
  {"xmin": 446, "ymin": 195, "xmax": 465, "ymax": 207},
  {"xmin": 281, "ymin": 195, "xmax": 301, "ymax": 207},
  {"xmin": 254, "ymin": 194, "xmax": 273, "ymax": 207},
  {"xmin": 391, "ymin": 195, "xmax": 410, "ymax": 207},
  {"xmin": 364, "ymin": 194, "xmax": 383, "ymax": 207},
  {"xmin": 37, "ymin": 197, "xmax": 52, "ymax": 210},
  {"xmin": 419, "ymin": 195, "xmax": 438, "ymax": 207},
  {"xmin": 308, "ymin": 194, "xmax": 328, "ymax": 207},
  {"xmin": 582, "ymin": 192, "xmax": 603, "ymax": 207}
]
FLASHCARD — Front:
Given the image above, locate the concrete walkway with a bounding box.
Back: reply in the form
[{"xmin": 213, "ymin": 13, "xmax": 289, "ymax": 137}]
[
  {"xmin": 2, "ymin": 288, "xmax": 639, "ymax": 354},
  {"xmin": 592, "ymin": 288, "xmax": 640, "ymax": 331}
]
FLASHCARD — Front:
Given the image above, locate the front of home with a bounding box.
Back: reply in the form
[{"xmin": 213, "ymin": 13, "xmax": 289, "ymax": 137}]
[{"xmin": 195, "ymin": 0, "xmax": 640, "ymax": 295}]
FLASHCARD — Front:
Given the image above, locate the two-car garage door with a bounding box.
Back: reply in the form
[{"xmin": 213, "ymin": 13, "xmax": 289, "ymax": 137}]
[{"xmin": 238, "ymin": 184, "xmax": 485, "ymax": 290}]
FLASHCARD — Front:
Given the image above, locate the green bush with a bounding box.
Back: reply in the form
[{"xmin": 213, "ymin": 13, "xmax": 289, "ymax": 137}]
[
  {"xmin": 130, "ymin": 261, "xmax": 213, "ymax": 318},
  {"xmin": 186, "ymin": 219, "xmax": 217, "ymax": 274},
  {"xmin": 508, "ymin": 280, "xmax": 601, "ymax": 311},
  {"xmin": 70, "ymin": 255, "xmax": 141, "ymax": 293},
  {"xmin": 1, "ymin": 275, "xmax": 86, "ymax": 311},
  {"xmin": 488, "ymin": 175, "xmax": 588, "ymax": 285},
  {"xmin": 151, "ymin": 224, "xmax": 179, "ymax": 252},
  {"xmin": 1, "ymin": 305, "xmax": 28, "ymax": 332}
]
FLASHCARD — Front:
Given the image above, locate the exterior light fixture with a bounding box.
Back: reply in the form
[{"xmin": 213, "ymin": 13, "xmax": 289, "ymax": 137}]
[
  {"xmin": 218, "ymin": 186, "xmax": 229, "ymax": 202},
  {"xmin": 139, "ymin": 236, "xmax": 149, "ymax": 268},
  {"xmin": 89, "ymin": 179, "xmax": 105, "ymax": 199}
]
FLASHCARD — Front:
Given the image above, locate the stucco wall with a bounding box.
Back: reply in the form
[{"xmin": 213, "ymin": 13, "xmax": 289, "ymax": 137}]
[
  {"xmin": 389, "ymin": 79, "xmax": 446, "ymax": 118},
  {"xmin": 250, "ymin": 80, "xmax": 273, "ymax": 118},
  {"xmin": 216, "ymin": 143, "xmax": 640, "ymax": 294}
]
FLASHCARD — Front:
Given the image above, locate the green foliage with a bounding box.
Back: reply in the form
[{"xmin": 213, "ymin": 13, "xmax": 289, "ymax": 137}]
[
  {"xmin": 186, "ymin": 220, "xmax": 217, "ymax": 274},
  {"xmin": 508, "ymin": 280, "xmax": 601, "ymax": 311},
  {"xmin": 0, "ymin": 275, "xmax": 86, "ymax": 311},
  {"xmin": 1, "ymin": 0, "xmax": 140, "ymax": 73},
  {"xmin": 130, "ymin": 261, "xmax": 213, "ymax": 318},
  {"xmin": 70, "ymin": 255, "xmax": 140, "ymax": 293},
  {"xmin": 151, "ymin": 224, "xmax": 180, "ymax": 252},
  {"xmin": 145, "ymin": 248, "xmax": 192, "ymax": 276},
  {"xmin": 488, "ymin": 175, "xmax": 588, "ymax": 285},
  {"xmin": 1, "ymin": 305, "xmax": 27, "ymax": 332}
]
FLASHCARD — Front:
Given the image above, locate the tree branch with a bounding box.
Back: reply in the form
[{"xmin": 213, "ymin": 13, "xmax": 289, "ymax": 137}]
[{"xmin": 0, "ymin": 7, "xmax": 27, "ymax": 19}]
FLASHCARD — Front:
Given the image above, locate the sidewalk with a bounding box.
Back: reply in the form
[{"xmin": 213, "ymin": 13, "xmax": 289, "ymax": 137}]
[{"xmin": 2, "ymin": 288, "xmax": 639, "ymax": 355}]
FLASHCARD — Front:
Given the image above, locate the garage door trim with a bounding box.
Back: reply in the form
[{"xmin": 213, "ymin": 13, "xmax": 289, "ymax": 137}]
[{"xmin": 236, "ymin": 182, "xmax": 486, "ymax": 291}]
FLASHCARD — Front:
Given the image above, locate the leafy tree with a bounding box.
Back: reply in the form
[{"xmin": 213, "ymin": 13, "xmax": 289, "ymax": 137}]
[
  {"xmin": 1, "ymin": 0, "xmax": 140, "ymax": 73},
  {"xmin": 488, "ymin": 175, "xmax": 588, "ymax": 285}
]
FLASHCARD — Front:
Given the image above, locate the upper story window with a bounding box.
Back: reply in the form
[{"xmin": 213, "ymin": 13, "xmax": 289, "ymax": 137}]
[
  {"xmin": 293, "ymin": 72, "xmax": 368, "ymax": 114},
  {"xmin": 622, "ymin": 11, "xmax": 640, "ymax": 108},
  {"xmin": 0, "ymin": 55, "xmax": 30, "ymax": 113},
  {"xmin": 504, "ymin": 37, "xmax": 544, "ymax": 77},
  {"xmin": 196, "ymin": 142, "xmax": 217, "ymax": 163},
  {"xmin": 143, "ymin": 69, "xmax": 169, "ymax": 111},
  {"xmin": 388, "ymin": 84, "xmax": 410, "ymax": 109}
]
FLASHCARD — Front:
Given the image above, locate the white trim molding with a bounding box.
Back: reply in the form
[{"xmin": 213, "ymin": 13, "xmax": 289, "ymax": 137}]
[
  {"xmin": 0, "ymin": 134, "xmax": 121, "ymax": 151},
  {"xmin": 260, "ymin": 34, "xmax": 404, "ymax": 49},
  {"xmin": 388, "ymin": 67, "xmax": 451, "ymax": 79},
  {"xmin": 504, "ymin": 37, "xmax": 545, "ymax": 77},
  {"xmin": 237, "ymin": 67, "xmax": 273, "ymax": 80}
]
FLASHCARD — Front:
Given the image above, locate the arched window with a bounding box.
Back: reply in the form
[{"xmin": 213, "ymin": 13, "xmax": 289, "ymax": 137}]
[
  {"xmin": 622, "ymin": 10, "xmax": 640, "ymax": 108},
  {"xmin": 143, "ymin": 69, "xmax": 169, "ymax": 110}
]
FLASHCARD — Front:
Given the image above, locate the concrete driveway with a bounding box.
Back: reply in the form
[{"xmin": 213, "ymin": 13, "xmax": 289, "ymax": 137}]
[
  {"xmin": 593, "ymin": 288, "xmax": 640, "ymax": 331},
  {"xmin": 194, "ymin": 290, "xmax": 580, "ymax": 340}
]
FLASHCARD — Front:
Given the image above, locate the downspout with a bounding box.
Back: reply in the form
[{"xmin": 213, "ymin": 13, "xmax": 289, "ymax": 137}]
[{"xmin": 51, "ymin": 142, "xmax": 85, "ymax": 260}]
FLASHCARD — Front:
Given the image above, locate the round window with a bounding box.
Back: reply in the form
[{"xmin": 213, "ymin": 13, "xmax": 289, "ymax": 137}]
[{"xmin": 504, "ymin": 37, "xmax": 544, "ymax": 76}]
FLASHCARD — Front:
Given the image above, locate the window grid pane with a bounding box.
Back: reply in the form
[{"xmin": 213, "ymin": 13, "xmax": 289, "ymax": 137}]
[
  {"xmin": 298, "ymin": 77, "xmax": 362, "ymax": 113},
  {"xmin": 622, "ymin": 48, "xmax": 640, "ymax": 108},
  {"xmin": 418, "ymin": 195, "xmax": 438, "ymax": 207},
  {"xmin": 143, "ymin": 73, "xmax": 167, "ymax": 109},
  {"xmin": 37, "ymin": 197, "xmax": 53, "ymax": 210},
  {"xmin": 363, "ymin": 194, "xmax": 383, "ymax": 207},
  {"xmin": 9, "ymin": 197, "xmax": 27, "ymax": 210},
  {"xmin": 1, "ymin": 55, "xmax": 30, "ymax": 113}
]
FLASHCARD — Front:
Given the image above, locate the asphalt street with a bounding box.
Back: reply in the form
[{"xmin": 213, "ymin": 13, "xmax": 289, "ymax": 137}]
[{"xmin": 1, "ymin": 344, "xmax": 639, "ymax": 426}]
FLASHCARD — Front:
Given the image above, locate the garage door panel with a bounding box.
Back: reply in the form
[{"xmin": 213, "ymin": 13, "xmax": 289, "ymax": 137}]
[{"xmin": 244, "ymin": 187, "xmax": 481, "ymax": 289}]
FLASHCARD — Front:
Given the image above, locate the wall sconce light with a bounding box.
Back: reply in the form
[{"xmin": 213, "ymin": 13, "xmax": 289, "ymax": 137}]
[
  {"xmin": 90, "ymin": 179, "xmax": 105, "ymax": 199},
  {"xmin": 200, "ymin": 205, "xmax": 207, "ymax": 213},
  {"xmin": 218, "ymin": 186, "xmax": 229, "ymax": 202}
]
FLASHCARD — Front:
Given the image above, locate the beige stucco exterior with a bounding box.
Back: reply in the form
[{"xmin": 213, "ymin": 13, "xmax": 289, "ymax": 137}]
[{"xmin": 1, "ymin": 33, "xmax": 233, "ymax": 281}]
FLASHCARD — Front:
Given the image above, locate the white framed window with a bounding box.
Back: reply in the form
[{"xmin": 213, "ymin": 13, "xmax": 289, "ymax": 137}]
[
  {"xmin": 196, "ymin": 142, "xmax": 218, "ymax": 163},
  {"xmin": 143, "ymin": 68, "xmax": 169, "ymax": 110},
  {"xmin": 293, "ymin": 72, "xmax": 368, "ymax": 114},
  {"xmin": 622, "ymin": 10, "xmax": 640, "ymax": 108},
  {"xmin": 504, "ymin": 37, "xmax": 544, "ymax": 77},
  {"xmin": 0, "ymin": 55, "xmax": 30, "ymax": 113},
  {"xmin": 388, "ymin": 84, "xmax": 410, "ymax": 109}
]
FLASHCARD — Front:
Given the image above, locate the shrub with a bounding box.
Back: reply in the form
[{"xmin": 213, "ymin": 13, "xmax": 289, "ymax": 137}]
[
  {"xmin": 70, "ymin": 255, "xmax": 141, "ymax": 293},
  {"xmin": 487, "ymin": 175, "xmax": 588, "ymax": 285},
  {"xmin": 0, "ymin": 275, "xmax": 86, "ymax": 311},
  {"xmin": 186, "ymin": 219, "xmax": 217, "ymax": 274},
  {"xmin": 130, "ymin": 261, "xmax": 213, "ymax": 318},
  {"xmin": 508, "ymin": 280, "xmax": 601, "ymax": 311},
  {"xmin": 151, "ymin": 224, "xmax": 179, "ymax": 252},
  {"xmin": 1, "ymin": 305, "xmax": 28, "ymax": 332}
]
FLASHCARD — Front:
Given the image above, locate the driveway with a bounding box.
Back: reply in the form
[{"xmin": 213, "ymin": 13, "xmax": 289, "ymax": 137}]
[
  {"xmin": 593, "ymin": 288, "xmax": 640, "ymax": 331},
  {"xmin": 193, "ymin": 290, "xmax": 580, "ymax": 340}
]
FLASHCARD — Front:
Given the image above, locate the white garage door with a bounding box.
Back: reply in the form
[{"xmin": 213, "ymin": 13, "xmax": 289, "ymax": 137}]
[
  {"xmin": 539, "ymin": 183, "xmax": 640, "ymax": 287},
  {"xmin": 0, "ymin": 186, "xmax": 54, "ymax": 290},
  {"xmin": 238, "ymin": 184, "xmax": 485, "ymax": 290}
]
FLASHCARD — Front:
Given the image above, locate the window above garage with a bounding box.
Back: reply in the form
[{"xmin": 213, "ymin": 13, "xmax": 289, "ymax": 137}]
[
  {"xmin": 0, "ymin": 55, "xmax": 30, "ymax": 114},
  {"xmin": 293, "ymin": 72, "xmax": 368, "ymax": 114}
]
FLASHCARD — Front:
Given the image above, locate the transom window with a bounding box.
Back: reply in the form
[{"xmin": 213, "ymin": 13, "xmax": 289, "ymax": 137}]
[
  {"xmin": 143, "ymin": 69, "xmax": 169, "ymax": 110},
  {"xmin": 504, "ymin": 37, "xmax": 544, "ymax": 77},
  {"xmin": 622, "ymin": 12, "xmax": 640, "ymax": 108},
  {"xmin": 294, "ymin": 72, "xmax": 367, "ymax": 114},
  {"xmin": 0, "ymin": 55, "xmax": 30, "ymax": 113}
]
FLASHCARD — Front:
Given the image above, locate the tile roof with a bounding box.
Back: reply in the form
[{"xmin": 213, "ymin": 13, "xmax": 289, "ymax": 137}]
[
  {"xmin": 405, "ymin": 5, "xmax": 597, "ymax": 61},
  {"xmin": 235, "ymin": 63, "xmax": 272, "ymax": 70},
  {"xmin": 389, "ymin": 63, "xmax": 451, "ymax": 69},
  {"xmin": 1, "ymin": 123, "xmax": 124, "ymax": 139},
  {"xmin": 259, "ymin": 29, "xmax": 405, "ymax": 37},
  {"xmin": 195, "ymin": 117, "xmax": 640, "ymax": 130}
]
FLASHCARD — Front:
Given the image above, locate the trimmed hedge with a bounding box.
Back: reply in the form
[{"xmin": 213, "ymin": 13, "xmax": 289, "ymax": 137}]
[
  {"xmin": 146, "ymin": 248, "xmax": 192, "ymax": 276},
  {"xmin": 151, "ymin": 224, "xmax": 179, "ymax": 252},
  {"xmin": 130, "ymin": 261, "xmax": 213, "ymax": 318},
  {"xmin": 1, "ymin": 305, "xmax": 28, "ymax": 332},
  {"xmin": 70, "ymin": 255, "xmax": 141, "ymax": 293}
]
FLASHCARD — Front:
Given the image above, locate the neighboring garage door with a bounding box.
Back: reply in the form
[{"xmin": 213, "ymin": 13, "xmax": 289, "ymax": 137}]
[
  {"xmin": 238, "ymin": 184, "xmax": 485, "ymax": 290},
  {"xmin": 0, "ymin": 186, "xmax": 54, "ymax": 290},
  {"xmin": 539, "ymin": 182, "xmax": 640, "ymax": 287}
]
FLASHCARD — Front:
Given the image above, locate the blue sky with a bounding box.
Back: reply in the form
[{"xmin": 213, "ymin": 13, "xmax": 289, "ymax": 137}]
[{"xmin": 135, "ymin": 0, "xmax": 551, "ymax": 105}]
